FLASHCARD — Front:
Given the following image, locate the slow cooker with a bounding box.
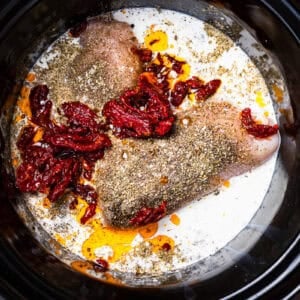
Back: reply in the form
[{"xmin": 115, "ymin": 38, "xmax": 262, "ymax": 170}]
[{"xmin": 0, "ymin": 0, "xmax": 299, "ymax": 299}]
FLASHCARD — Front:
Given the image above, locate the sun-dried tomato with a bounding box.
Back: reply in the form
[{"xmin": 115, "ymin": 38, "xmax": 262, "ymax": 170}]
[
  {"xmin": 171, "ymin": 81, "xmax": 188, "ymax": 106},
  {"xmin": 29, "ymin": 85, "xmax": 52, "ymax": 127},
  {"xmin": 73, "ymin": 184, "xmax": 98, "ymax": 204},
  {"xmin": 16, "ymin": 145, "xmax": 55, "ymax": 193},
  {"xmin": 131, "ymin": 47, "xmax": 153, "ymax": 62},
  {"xmin": 186, "ymin": 76, "xmax": 204, "ymax": 89},
  {"xmin": 17, "ymin": 143, "xmax": 81, "ymax": 202},
  {"xmin": 93, "ymin": 259, "xmax": 109, "ymax": 272},
  {"xmin": 195, "ymin": 79, "xmax": 221, "ymax": 101},
  {"xmin": 129, "ymin": 201, "xmax": 167, "ymax": 226},
  {"xmin": 69, "ymin": 197, "xmax": 78, "ymax": 210},
  {"xmin": 48, "ymin": 158, "xmax": 79, "ymax": 202},
  {"xmin": 138, "ymin": 51, "xmax": 221, "ymax": 108},
  {"xmin": 81, "ymin": 150, "xmax": 105, "ymax": 180},
  {"xmin": 103, "ymin": 75, "xmax": 175, "ymax": 139},
  {"xmin": 80, "ymin": 202, "xmax": 97, "ymax": 224},
  {"xmin": 241, "ymin": 108, "xmax": 279, "ymax": 138},
  {"xmin": 61, "ymin": 101, "xmax": 99, "ymax": 131},
  {"xmin": 144, "ymin": 53, "xmax": 170, "ymax": 90},
  {"xmin": 16, "ymin": 84, "xmax": 111, "ymax": 224},
  {"xmin": 45, "ymin": 132, "xmax": 111, "ymax": 152},
  {"xmin": 103, "ymin": 49, "xmax": 222, "ymax": 135},
  {"xmin": 69, "ymin": 20, "xmax": 88, "ymax": 37},
  {"xmin": 16, "ymin": 126, "xmax": 35, "ymax": 151},
  {"xmin": 166, "ymin": 54, "xmax": 186, "ymax": 74},
  {"xmin": 145, "ymin": 62, "xmax": 164, "ymax": 75},
  {"xmin": 150, "ymin": 39, "xmax": 160, "ymax": 46},
  {"xmin": 162, "ymin": 243, "xmax": 171, "ymax": 251}
]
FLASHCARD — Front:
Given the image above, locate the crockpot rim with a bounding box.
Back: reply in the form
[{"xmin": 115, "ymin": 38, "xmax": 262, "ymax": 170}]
[{"xmin": 0, "ymin": 0, "xmax": 299, "ymax": 298}]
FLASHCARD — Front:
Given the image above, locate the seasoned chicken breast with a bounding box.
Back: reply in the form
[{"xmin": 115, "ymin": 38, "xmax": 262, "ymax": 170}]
[
  {"xmin": 36, "ymin": 19, "xmax": 142, "ymax": 111},
  {"xmin": 95, "ymin": 101, "xmax": 279, "ymax": 228},
  {"xmin": 66, "ymin": 19, "xmax": 142, "ymax": 109}
]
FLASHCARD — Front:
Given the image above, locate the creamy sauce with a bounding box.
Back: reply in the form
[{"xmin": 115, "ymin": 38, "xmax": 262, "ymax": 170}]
[{"xmin": 10, "ymin": 8, "xmax": 285, "ymax": 284}]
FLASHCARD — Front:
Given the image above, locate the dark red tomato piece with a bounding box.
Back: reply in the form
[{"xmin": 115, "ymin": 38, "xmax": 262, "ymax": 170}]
[
  {"xmin": 61, "ymin": 101, "xmax": 99, "ymax": 131},
  {"xmin": 16, "ymin": 126, "xmax": 35, "ymax": 152},
  {"xmin": 241, "ymin": 108, "xmax": 279, "ymax": 138},
  {"xmin": 170, "ymin": 81, "xmax": 188, "ymax": 106},
  {"xmin": 162, "ymin": 243, "xmax": 171, "ymax": 251},
  {"xmin": 47, "ymin": 158, "xmax": 76, "ymax": 202},
  {"xmin": 74, "ymin": 184, "xmax": 98, "ymax": 203},
  {"xmin": 17, "ymin": 83, "xmax": 111, "ymax": 219},
  {"xmin": 80, "ymin": 202, "xmax": 97, "ymax": 224},
  {"xmin": 29, "ymin": 85, "xmax": 52, "ymax": 127},
  {"xmin": 94, "ymin": 259, "xmax": 109, "ymax": 272},
  {"xmin": 166, "ymin": 54, "xmax": 186, "ymax": 74},
  {"xmin": 172, "ymin": 61, "xmax": 185, "ymax": 74},
  {"xmin": 129, "ymin": 201, "xmax": 167, "ymax": 226},
  {"xmin": 131, "ymin": 47, "xmax": 153, "ymax": 62},
  {"xmin": 69, "ymin": 198, "xmax": 78, "ymax": 210},
  {"xmin": 186, "ymin": 76, "xmax": 204, "ymax": 89},
  {"xmin": 16, "ymin": 145, "xmax": 54, "ymax": 192},
  {"xmin": 45, "ymin": 132, "xmax": 111, "ymax": 152},
  {"xmin": 196, "ymin": 79, "xmax": 221, "ymax": 101},
  {"xmin": 103, "ymin": 74, "xmax": 175, "ymax": 139}
]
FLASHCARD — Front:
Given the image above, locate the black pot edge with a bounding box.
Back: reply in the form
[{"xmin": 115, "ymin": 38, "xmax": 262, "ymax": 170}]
[
  {"xmin": 0, "ymin": 0, "xmax": 299, "ymax": 299},
  {"xmin": 260, "ymin": 0, "xmax": 300, "ymax": 43}
]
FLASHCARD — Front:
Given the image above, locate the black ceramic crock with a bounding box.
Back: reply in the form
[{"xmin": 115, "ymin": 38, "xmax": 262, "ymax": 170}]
[{"xmin": 0, "ymin": 1, "xmax": 299, "ymax": 299}]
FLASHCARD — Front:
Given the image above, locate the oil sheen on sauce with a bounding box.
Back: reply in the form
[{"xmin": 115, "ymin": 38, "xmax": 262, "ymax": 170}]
[{"xmin": 10, "ymin": 8, "xmax": 282, "ymax": 282}]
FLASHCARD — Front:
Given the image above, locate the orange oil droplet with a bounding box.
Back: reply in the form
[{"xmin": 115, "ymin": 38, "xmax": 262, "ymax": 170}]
[
  {"xmin": 255, "ymin": 91, "xmax": 266, "ymax": 108},
  {"xmin": 148, "ymin": 235, "xmax": 175, "ymax": 253},
  {"xmin": 54, "ymin": 233, "xmax": 66, "ymax": 246},
  {"xmin": 264, "ymin": 111, "xmax": 269, "ymax": 117},
  {"xmin": 160, "ymin": 175, "xmax": 169, "ymax": 185},
  {"xmin": 223, "ymin": 180, "xmax": 230, "ymax": 188},
  {"xmin": 180, "ymin": 116, "xmax": 192, "ymax": 126},
  {"xmin": 170, "ymin": 214, "xmax": 180, "ymax": 226},
  {"xmin": 144, "ymin": 30, "xmax": 168, "ymax": 51},
  {"xmin": 20, "ymin": 85, "xmax": 30, "ymax": 98},
  {"xmin": 18, "ymin": 86, "xmax": 32, "ymax": 118},
  {"xmin": 138, "ymin": 222, "xmax": 158, "ymax": 238},
  {"xmin": 42, "ymin": 197, "xmax": 51, "ymax": 208},
  {"xmin": 12, "ymin": 158, "xmax": 19, "ymax": 168},
  {"xmin": 26, "ymin": 72, "xmax": 36, "ymax": 82},
  {"xmin": 14, "ymin": 114, "xmax": 24, "ymax": 123},
  {"xmin": 81, "ymin": 219, "xmax": 138, "ymax": 263},
  {"xmin": 272, "ymin": 84, "xmax": 284, "ymax": 103},
  {"xmin": 33, "ymin": 127, "xmax": 44, "ymax": 143},
  {"xmin": 71, "ymin": 260, "xmax": 92, "ymax": 274}
]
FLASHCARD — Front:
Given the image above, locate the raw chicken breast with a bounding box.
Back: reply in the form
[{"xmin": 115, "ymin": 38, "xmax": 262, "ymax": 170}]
[
  {"xmin": 95, "ymin": 101, "xmax": 279, "ymax": 228},
  {"xmin": 66, "ymin": 18, "xmax": 142, "ymax": 109},
  {"xmin": 39, "ymin": 18, "xmax": 143, "ymax": 110}
]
